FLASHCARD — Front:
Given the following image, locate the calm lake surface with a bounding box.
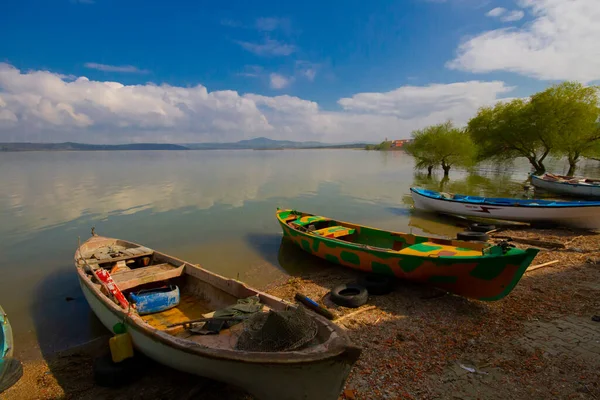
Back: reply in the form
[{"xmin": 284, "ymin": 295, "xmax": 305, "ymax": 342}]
[{"xmin": 1, "ymin": 149, "xmax": 599, "ymax": 360}]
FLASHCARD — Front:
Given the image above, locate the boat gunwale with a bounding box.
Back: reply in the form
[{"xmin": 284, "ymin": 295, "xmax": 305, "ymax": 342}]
[
  {"xmin": 0, "ymin": 305, "xmax": 13, "ymax": 361},
  {"xmin": 75, "ymin": 236, "xmax": 360, "ymax": 365},
  {"xmin": 531, "ymin": 174, "xmax": 600, "ymax": 189},
  {"xmin": 410, "ymin": 187, "xmax": 600, "ymax": 208}
]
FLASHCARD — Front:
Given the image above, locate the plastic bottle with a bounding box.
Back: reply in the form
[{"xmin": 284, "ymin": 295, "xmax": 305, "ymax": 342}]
[{"xmin": 109, "ymin": 322, "xmax": 133, "ymax": 363}]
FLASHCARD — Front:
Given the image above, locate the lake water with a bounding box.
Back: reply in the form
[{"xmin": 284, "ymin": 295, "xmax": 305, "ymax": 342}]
[{"xmin": 1, "ymin": 149, "xmax": 598, "ymax": 360}]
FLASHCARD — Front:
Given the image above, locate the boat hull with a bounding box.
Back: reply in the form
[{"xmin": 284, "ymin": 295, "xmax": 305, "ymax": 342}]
[
  {"xmin": 411, "ymin": 188, "xmax": 600, "ymax": 230},
  {"xmin": 78, "ymin": 268, "xmax": 357, "ymax": 400},
  {"xmin": 1, "ymin": 306, "xmax": 22, "ymax": 394},
  {"xmin": 277, "ymin": 210, "xmax": 538, "ymax": 301},
  {"xmin": 531, "ymin": 175, "xmax": 600, "ymax": 198}
]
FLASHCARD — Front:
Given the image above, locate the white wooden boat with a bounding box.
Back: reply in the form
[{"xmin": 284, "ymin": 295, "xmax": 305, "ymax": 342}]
[
  {"xmin": 75, "ymin": 234, "xmax": 360, "ymax": 400},
  {"xmin": 531, "ymin": 173, "xmax": 600, "ymax": 198},
  {"xmin": 411, "ymin": 187, "xmax": 600, "ymax": 230}
]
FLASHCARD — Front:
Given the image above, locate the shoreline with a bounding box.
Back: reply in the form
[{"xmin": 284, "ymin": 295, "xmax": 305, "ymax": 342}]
[{"xmin": 3, "ymin": 227, "xmax": 600, "ymax": 399}]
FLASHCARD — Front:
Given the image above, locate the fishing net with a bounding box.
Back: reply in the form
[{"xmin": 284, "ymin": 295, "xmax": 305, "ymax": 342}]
[{"xmin": 235, "ymin": 306, "xmax": 318, "ymax": 352}]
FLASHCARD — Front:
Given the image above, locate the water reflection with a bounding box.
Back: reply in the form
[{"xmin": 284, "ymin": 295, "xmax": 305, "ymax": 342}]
[
  {"xmin": 412, "ymin": 170, "xmax": 532, "ymax": 198},
  {"xmin": 2, "ymin": 149, "xmax": 599, "ymax": 359},
  {"xmin": 0, "ymin": 150, "xmax": 414, "ymax": 240}
]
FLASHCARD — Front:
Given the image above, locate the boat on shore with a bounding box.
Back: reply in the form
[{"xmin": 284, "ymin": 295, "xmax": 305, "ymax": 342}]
[
  {"xmin": 411, "ymin": 187, "xmax": 600, "ymax": 230},
  {"xmin": 75, "ymin": 234, "xmax": 360, "ymax": 400},
  {"xmin": 531, "ymin": 173, "xmax": 600, "ymax": 198},
  {"xmin": 1, "ymin": 306, "xmax": 22, "ymax": 394},
  {"xmin": 276, "ymin": 208, "xmax": 539, "ymax": 301}
]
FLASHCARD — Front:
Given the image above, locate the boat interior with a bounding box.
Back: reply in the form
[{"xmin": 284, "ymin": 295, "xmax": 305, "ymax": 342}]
[
  {"xmin": 78, "ymin": 239, "xmax": 333, "ymax": 352},
  {"xmin": 412, "ymin": 188, "xmax": 600, "ymax": 207},
  {"xmin": 280, "ymin": 210, "xmax": 487, "ymax": 256}
]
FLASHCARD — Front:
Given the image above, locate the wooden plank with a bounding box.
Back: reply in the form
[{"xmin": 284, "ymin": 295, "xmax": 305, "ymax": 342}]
[
  {"xmin": 93, "ymin": 252, "xmax": 112, "ymax": 260},
  {"xmin": 90, "ymin": 250, "xmax": 154, "ymax": 265},
  {"xmin": 123, "ymin": 247, "xmax": 152, "ymax": 256},
  {"xmin": 111, "ymin": 263, "xmax": 184, "ymax": 291},
  {"xmin": 525, "ymin": 259, "xmax": 559, "ymax": 273}
]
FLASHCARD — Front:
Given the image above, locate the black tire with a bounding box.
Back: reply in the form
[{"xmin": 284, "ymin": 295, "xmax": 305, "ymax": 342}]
[
  {"xmin": 456, "ymin": 231, "xmax": 489, "ymax": 242},
  {"xmin": 93, "ymin": 353, "xmax": 146, "ymax": 387},
  {"xmin": 468, "ymin": 223, "xmax": 496, "ymax": 233},
  {"xmin": 330, "ymin": 284, "xmax": 368, "ymax": 308},
  {"xmin": 0, "ymin": 358, "xmax": 23, "ymax": 394},
  {"xmin": 358, "ymin": 274, "xmax": 395, "ymax": 296}
]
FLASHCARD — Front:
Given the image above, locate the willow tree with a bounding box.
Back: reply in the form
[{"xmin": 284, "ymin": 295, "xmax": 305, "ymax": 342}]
[
  {"xmin": 467, "ymin": 99, "xmax": 552, "ymax": 173},
  {"xmin": 530, "ymin": 82, "xmax": 600, "ymax": 175},
  {"xmin": 469, "ymin": 82, "xmax": 600, "ymax": 175},
  {"xmin": 405, "ymin": 121, "xmax": 476, "ymax": 176}
]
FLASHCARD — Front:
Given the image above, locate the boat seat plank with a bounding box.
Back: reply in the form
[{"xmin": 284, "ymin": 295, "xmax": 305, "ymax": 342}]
[
  {"xmin": 87, "ymin": 249, "xmax": 154, "ymax": 265},
  {"xmin": 292, "ymin": 215, "xmax": 331, "ymax": 227},
  {"xmin": 141, "ymin": 293, "xmax": 211, "ymax": 331},
  {"xmin": 122, "ymin": 247, "xmax": 152, "ymax": 256},
  {"xmin": 313, "ymin": 226, "xmax": 355, "ymax": 238},
  {"xmin": 112, "ymin": 263, "xmax": 184, "ymax": 291},
  {"xmin": 399, "ymin": 242, "xmax": 482, "ymax": 257}
]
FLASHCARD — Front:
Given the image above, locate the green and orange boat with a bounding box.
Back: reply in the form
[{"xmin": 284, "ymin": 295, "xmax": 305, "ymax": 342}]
[{"xmin": 276, "ymin": 208, "xmax": 539, "ymax": 301}]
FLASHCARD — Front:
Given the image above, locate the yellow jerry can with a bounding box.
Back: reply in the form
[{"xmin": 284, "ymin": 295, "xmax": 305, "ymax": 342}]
[{"xmin": 109, "ymin": 323, "xmax": 133, "ymax": 363}]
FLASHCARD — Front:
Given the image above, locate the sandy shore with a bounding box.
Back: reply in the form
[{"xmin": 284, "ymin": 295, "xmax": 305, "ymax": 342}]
[{"xmin": 3, "ymin": 227, "xmax": 600, "ymax": 400}]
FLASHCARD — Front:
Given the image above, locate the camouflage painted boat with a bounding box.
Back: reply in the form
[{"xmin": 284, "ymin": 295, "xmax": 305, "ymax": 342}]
[{"xmin": 276, "ymin": 208, "xmax": 540, "ymax": 301}]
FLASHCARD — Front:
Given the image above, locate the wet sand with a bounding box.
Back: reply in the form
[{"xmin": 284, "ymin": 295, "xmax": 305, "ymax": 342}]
[{"xmin": 3, "ymin": 227, "xmax": 600, "ymax": 400}]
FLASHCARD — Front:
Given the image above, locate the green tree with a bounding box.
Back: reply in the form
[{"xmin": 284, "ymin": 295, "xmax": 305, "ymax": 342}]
[
  {"xmin": 468, "ymin": 99, "xmax": 552, "ymax": 173},
  {"xmin": 468, "ymin": 82, "xmax": 600, "ymax": 175},
  {"xmin": 405, "ymin": 121, "xmax": 475, "ymax": 176},
  {"xmin": 529, "ymin": 82, "xmax": 600, "ymax": 175}
]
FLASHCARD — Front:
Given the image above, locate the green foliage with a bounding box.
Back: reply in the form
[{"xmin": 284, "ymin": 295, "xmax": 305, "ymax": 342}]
[
  {"xmin": 365, "ymin": 141, "xmax": 392, "ymax": 150},
  {"xmin": 530, "ymin": 82, "xmax": 600, "ymax": 175},
  {"xmin": 468, "ymin": 99, "xmax": 548, "ymax": 171},
  {"xmin": 468, "ymin": 81, "xmax": 600, "ymax": 174},
  {"xmin": 405, "ymin": 121, "xmax": 476, "ymax": 176}
]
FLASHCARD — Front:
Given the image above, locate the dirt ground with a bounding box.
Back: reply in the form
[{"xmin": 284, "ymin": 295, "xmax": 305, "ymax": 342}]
[{"xmin": 3, "ymin": 227, "xmax": 600, "ymax": 400}]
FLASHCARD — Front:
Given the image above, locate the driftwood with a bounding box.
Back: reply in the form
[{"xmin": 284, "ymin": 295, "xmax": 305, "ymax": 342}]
[
  {"xmin": 491, "ymin": 235, "xmax": 565, "ymax": 249},
  {"xmin": 525, "ymin": 260, "xmax": 559, "ymax": 273},
  {"xmin": 334, "ymin": 306, "xmax": 377, "ymax": 324}
]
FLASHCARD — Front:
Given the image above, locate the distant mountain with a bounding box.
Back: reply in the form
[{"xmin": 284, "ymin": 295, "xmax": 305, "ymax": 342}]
[
  {"xmin": 0, "ymin": 138, "xmax": 372, "ymax": 152},
  {"xmin": 0, "ymin": 142, "xmax": 189, "ymax": 151},
  {"xmin": 185, "ymin": 137, "xmax": 366, "ymax": 150}
]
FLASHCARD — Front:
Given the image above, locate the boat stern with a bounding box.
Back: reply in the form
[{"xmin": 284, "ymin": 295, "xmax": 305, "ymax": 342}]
[{"xmin": 478, "ymin": 247, "xmax": 540, "ymax": 301}]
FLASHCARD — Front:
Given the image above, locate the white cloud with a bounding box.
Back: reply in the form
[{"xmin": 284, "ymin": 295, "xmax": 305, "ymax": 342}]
[
  {"xmin": 269, "ymin": 73, "xmax": 292, "ymax": 89},
  {"xmin": 295, "ymin": 61, "xmax": 319, "ymax": 81},
  {"xmin": 486, "ymin": 7, "xmax": 506, "ymax": 17},
  {"xmin": 0, "ymin": 63, "xmax": 515, "ymax": 143},
  {"xmin": 448, "ymin": 0, "xmax": 600, "ymax": 82},
  {"xmin": 85, "ymin": 63, "xmax": 150, "ymax": 74},
  {"xmin": 501, "ymin": 10, "xmax": 525, "ymax": 22},
  {"xmin": 338, "ymin": 81, "xmax": 513, "ymax": 119},
  {"xmin": 255, "ymin": 17, "xmax": 290, "ymax": 32},
  {"xmin": 235, "ymin": 39, "xmax": 296, "ymax": 56}
]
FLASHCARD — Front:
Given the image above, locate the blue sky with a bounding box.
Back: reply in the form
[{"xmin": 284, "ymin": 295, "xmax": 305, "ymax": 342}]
[{"xmin": 0, "ymin": 0, "xmax": 597, "ymax": 143}]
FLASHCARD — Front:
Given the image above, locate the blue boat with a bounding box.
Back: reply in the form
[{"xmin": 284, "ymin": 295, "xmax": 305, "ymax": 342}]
[
  {"xmin": 1, "ymin": 306, "xmax": 22, "ymax": 394},
  {"xmin": 410, "ymin": 187, "xmax": 600, "ymax": 229}
]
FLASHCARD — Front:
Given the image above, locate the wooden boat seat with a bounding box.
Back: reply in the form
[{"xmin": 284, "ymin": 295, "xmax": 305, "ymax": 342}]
[
  {"xmin": 292, "ymin": 215, "xmax": 331, "ymax": 227},
  {"xmin": 86, "ymin": 246, "xmax": 154, "ymax": 265},
  {"xmin": 312, "ymin": 226, "xmax": 355, "ymax": 238},
  {"xmin": 112, "ymin": 263, "xmax": 184, "ymax": 291},
  {"xmin": 398, "ymin": 242, "xmax": 482, "ymax": 257}
]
